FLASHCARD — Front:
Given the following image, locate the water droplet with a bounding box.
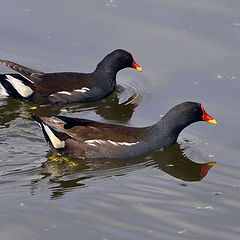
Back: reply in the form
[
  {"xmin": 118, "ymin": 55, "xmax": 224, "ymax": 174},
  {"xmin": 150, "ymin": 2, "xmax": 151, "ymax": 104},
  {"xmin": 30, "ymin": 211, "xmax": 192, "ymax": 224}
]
[
  {"xmin": 178, "ymin": 229, "xmax": 188, "ymax": 234},
  {"xmin": 217, "ymin": 74, "xmax": 223, "ymax": 79},
  {"xmin": 205, "ymin": 205, "xmax": 214, "ymax": 210}
]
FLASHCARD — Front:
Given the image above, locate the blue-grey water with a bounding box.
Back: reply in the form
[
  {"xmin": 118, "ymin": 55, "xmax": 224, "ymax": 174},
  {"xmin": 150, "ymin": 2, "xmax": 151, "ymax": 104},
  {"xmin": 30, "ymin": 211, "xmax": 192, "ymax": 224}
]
[{"xmin": 0, "ymin": 0, "xmax": 240, "ymax": 239}]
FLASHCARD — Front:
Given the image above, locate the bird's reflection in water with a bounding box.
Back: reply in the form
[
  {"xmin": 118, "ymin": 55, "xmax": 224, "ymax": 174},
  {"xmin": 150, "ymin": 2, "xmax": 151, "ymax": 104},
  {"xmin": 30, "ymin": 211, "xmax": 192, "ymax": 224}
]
[
  {"xmin": 1, "ymin": 83, "xmax": 215, "ymax": 199},
  {"xmin": 149, "ymin": 144, "xmax": 215, "ymax": 181},
  {"xmin": 32, "ymin": 143, "xmax": 215, "ymax": 199},
  {"xmin": 0, "ymin": 82, "xmax": 142, "ymax": 126},
  {"xmin": 67, "ymin": 85, "xmax": 141, "ymax": 122}
]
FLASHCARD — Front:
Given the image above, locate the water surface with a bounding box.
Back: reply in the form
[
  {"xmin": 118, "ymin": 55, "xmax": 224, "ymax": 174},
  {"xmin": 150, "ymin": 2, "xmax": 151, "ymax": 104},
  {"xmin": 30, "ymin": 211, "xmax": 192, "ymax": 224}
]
[{"xmin": 0, "ymin": 1, "xmax": 240, "ymax": 239}]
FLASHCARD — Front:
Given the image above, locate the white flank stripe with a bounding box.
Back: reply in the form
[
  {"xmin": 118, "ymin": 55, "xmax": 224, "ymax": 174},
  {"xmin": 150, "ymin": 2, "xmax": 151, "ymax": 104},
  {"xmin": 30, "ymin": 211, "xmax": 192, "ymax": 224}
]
[
  {"xmin": 87, "ymin": 143, "xmax": 97, "ymax": 147},
  {"xmin": 108, "ymin": 140, "xmax": 139, "ymax": 146},
  {"xmin": 84, "ymin": 140, "xmax": 104, "ymax": 144},
  {"xmin": 84, "ymin": 140, "xmax": 104, "ymax": 146},
  {"xmin": 118, "ymin": 141, "xmax": 139, "ymax": 146},
  {"xmin": 107, "ymin": 140, "xmax": 119, "ymax": 146},
  {"xmin": 43, "ymin": 123, "xmax": 65, "ymax": 149},
  {"xmin": 0, "ymin": 84, "xmax": 9, "ymax": 96},
  {"xmin": 6, "ymin": 75, "xmax": 33, "ymax": 98},
  {"xmin": 57, "ymin": 91, "xmax": 72, "ymax": 95},
  {"xmin": 84, "ymin": 139, "xmax": 139, "ymax": 147},
  {"xmin": 74, "ymin": 87, "xmax": 90, "ymax": 93}
]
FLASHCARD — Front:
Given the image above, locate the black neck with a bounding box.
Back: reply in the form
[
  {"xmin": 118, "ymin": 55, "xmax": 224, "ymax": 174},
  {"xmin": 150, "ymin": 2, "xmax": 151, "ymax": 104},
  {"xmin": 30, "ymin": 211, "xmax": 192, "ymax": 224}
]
[
  {"xmin": 94, "ymin": 52, "xmax": 129, "ymax": 74},
  {"xmin": 149, "ymin": 111, "xmax": 198, "ymax": 149},
  {"xmin": 92, "ymin": 66, "xmax": 117, "ymax": 92},
  {"xmin": 92, "ymin": 55, "xmax": 124, "ymax": 90}
]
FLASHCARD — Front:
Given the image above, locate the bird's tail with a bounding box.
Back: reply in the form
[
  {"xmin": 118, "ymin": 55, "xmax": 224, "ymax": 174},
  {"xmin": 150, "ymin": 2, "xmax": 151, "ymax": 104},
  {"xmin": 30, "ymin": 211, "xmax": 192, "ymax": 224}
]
[
  {"xmin": 32, "ymin": 115, "xmax": 66, "ymax": 149},
  {"xmin": 0, "ymin": 74, "xmax": 34, "ymax": 100}
]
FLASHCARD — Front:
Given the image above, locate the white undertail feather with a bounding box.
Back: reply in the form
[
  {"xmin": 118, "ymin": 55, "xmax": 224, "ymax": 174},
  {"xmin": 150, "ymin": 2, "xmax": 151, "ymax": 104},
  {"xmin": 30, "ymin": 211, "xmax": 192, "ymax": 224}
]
[
  {"xmin": 0, "ymin": 84, "xmax": 9, "ymax": 96},
  {"xmin": 42, "ymin": 123, "xmax": 65, "ymax": 149},
  {"xmin": 6, "ymin": 75, "xmax": 33, "ymax": 98}
]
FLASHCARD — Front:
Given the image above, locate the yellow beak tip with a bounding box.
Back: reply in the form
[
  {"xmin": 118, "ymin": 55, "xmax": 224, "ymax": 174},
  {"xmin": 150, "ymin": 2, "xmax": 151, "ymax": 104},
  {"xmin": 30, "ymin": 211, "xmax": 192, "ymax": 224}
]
[
  {"xmin": 208, "ymin": 119, "xmax": 217, "ymax": 125},
  {"xmin": 136, "ymin": 67, "xmax": 143, "ymax": 72}
]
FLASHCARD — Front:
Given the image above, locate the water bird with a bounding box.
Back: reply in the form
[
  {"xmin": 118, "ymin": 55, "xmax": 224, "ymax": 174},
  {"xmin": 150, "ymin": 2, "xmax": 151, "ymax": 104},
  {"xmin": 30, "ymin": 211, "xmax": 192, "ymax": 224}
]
[
  {"xmin": 0, "ymin": 49, "xmax": 142, "ymax": 105},
  {"xmin": 32, "ymin": 102, "xmax": 217, "ymax": 159}
]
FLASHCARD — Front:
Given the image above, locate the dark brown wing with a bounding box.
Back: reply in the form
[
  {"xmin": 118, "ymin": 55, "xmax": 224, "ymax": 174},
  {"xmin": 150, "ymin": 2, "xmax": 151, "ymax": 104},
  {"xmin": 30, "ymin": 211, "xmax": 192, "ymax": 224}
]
[
  {"xmin": 1, "ymin": 60, "xmax": 96, "ymax": 95},
  {"xmin": 50, "ymin": 115, "xmax": 150, "ymax": 143},
  {"xmin": 35, "ymin": 116, "xmax": 152, "ymax": 159},
  {"xmin": 0, "ymin": 60, "xmax": 44, "ymax": 83},
  {"xmin": 32, "ymin": 72, "xmax": 94, "ymax": 95}
]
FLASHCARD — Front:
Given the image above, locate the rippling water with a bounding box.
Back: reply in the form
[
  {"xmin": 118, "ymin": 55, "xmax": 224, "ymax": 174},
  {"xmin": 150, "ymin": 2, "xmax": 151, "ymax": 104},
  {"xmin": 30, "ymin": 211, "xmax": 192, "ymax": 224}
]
[{"xmin": 0, "ymin": 1, "xmax": 240, "ymax": 240}]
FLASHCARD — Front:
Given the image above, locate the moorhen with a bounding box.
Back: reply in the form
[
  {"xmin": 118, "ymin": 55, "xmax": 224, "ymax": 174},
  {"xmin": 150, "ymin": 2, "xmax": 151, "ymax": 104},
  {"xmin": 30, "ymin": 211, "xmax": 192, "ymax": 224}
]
[
  {"xmin": 32, "ymin": 102, "xmax": 217, "ymax": 159},
  {"xmin": 0, "ymin": 49, "xmax": 142, "ymax": 104}
]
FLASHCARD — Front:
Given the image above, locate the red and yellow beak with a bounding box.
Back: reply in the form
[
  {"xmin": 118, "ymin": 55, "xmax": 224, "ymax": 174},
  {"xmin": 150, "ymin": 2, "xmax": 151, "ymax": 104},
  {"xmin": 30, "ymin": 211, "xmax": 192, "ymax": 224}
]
[
  {"xmin": 201, "ymin": 104, "xmax": 217, "ymax": 124},
  {"xmin": 132, "ymin": 60, "xmax": 143, "ymax": 72}
]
